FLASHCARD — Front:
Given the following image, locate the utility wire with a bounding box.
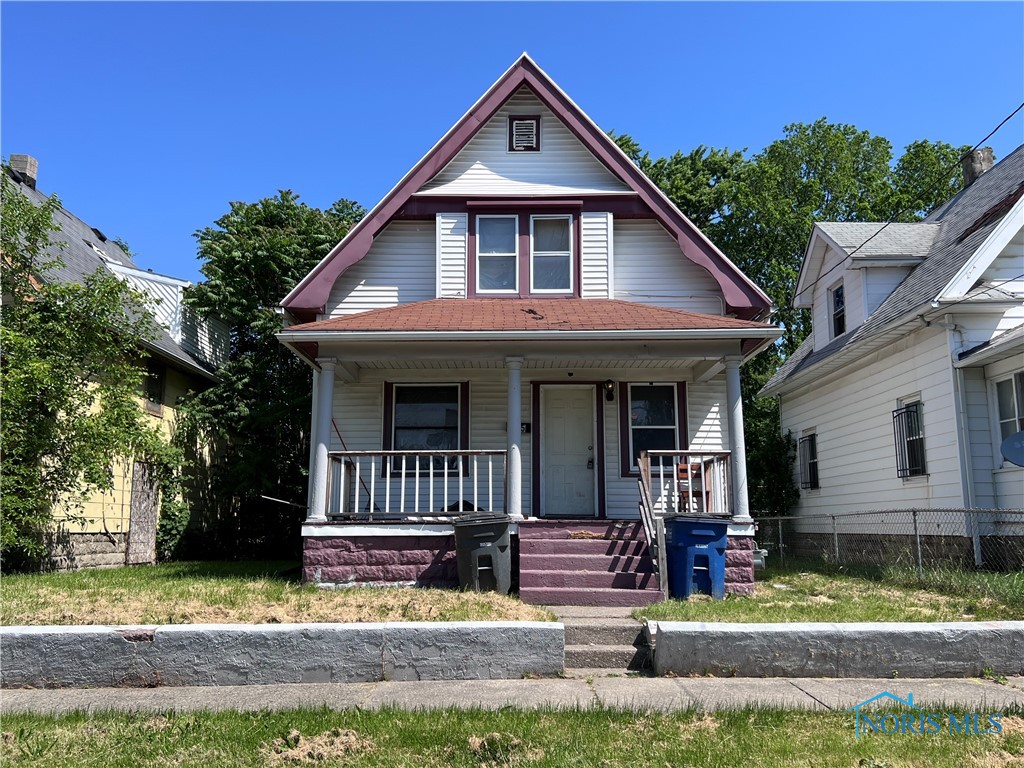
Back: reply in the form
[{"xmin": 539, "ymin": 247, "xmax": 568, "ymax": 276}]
[
  {"xmin": 930, "ymin": 272, "xmax": 1024, "ymax": 313},
  {"xmin": 793, "ymin": 100, "xmax": 1024, "ymax": 303}
]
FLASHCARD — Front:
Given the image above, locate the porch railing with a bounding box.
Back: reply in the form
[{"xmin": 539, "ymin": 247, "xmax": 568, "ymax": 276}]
[
  {"xmin": 326, "ymin": 450, "xmax": 507, "ymax": 521},
  {"xmin": 641, "ymin": 450, "xmax": 732, "ymax": 518}
]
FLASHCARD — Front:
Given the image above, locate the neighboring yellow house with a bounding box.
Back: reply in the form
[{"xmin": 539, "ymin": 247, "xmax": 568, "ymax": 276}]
[{"xmin": 6, "ymin": 155, "xmax": 228, "ymax": 570}]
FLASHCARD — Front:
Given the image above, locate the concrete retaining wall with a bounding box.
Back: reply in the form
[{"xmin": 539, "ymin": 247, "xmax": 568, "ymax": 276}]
[
  {"xmin": 651, "ymin": 621, "xmax": 1024, "ymax": 678},
  {"xmin": 1, "ymin": 622, "xmax": 564, "ymax": 688}
]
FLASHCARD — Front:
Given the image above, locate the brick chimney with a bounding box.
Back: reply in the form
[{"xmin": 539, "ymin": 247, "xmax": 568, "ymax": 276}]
[
  {"xmin": 962, "ymin": 147, "xmax": 994, "ymax": 188},
  {"xmin": 9, "ymin": 154, "xmax": 38, "ymax": 190}
]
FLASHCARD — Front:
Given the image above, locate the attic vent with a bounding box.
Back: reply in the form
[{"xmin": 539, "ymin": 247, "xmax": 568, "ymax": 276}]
[{"xmin": 508, "ymin": 115, "xmax": 540, "ymax": 152}]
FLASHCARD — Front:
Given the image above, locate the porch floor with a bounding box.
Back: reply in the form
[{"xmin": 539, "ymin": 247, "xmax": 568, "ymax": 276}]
[{"xmin": 518, "ymin": 520, "xmax": 664, "ymax": 607}]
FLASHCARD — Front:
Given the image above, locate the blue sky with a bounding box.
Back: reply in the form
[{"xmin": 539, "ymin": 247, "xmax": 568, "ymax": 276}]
[{"xmin": 3, "ymin": 2, "xmax": 1023, "ymax": 283}]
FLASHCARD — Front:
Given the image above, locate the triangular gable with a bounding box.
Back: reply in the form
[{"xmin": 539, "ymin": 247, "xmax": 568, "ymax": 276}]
[{"xmin": 282, "ymin": 54, "xmax": 771, "ymax": 321}]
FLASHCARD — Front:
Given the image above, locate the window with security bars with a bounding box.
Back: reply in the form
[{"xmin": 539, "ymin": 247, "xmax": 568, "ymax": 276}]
[
  {"xmin": 798, "ymin": 434, "xmax": 819, "ymax": 489},
  {"xmin": 893, "ymin": 402, "xmax": 926, "ymax": 478}
]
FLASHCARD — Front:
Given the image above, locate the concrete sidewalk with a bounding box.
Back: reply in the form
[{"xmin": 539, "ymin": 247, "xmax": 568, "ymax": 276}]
[{"xmin": 3, "ymin": 676, "xmax": 1023, "ymax": 716}]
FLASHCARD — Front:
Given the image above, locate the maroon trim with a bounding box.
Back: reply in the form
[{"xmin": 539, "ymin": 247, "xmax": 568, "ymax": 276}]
[
  {"xmin": 618, "ymin": 381, "xmax": 688, "ymax": 478},
  {"xmin": 282, "ymin": 56, "xmax": 770, "ymax": 319},
  {"xmin": 395, "ymin": 196, "xmax": 648, "ymax": 220},
  {"xmin": 467, "ymin": 199, "xmax": 582, "ymax": 210},
  {"xmin": 382, "ymin": 382, "xmax": 395, "ymax": 452},
  {"xmin": 531, "ymin": 381, "xmax": 606, "ymax": 519},
  {"xmin": 507, "ymin": 115, "xmax": 541, "ymax": 152}
]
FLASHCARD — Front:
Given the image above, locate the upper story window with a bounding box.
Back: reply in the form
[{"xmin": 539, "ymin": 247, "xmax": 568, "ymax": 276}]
[
  {"xmin": 473, "ymin": 213, "xmax": 575, "ymax": 296},
  {"xmin": 530, "ymin": 216, "xmax": 572, "ymax": 292},
  {"xmin": 507, "ymin": 115, "xmax": 540, "ymax": 152},
  {"xmin": 143, "ymin": 361, "xmax": 165, "ymax": 415},
  {"xmin": 477, "ymin": 215, "xmax": 519, "ymax": 293},
  {"xmin": 830, "ymin": 281, "xmax": 846, "ymax": 338}
]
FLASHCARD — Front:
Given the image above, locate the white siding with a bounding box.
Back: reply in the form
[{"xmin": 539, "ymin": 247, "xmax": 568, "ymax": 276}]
[
  {"xmin": 811, "ymin": 245, "xmax": 864, "ymax": 352},
  {"xmin": 118, "ymin": 271, "xmax": 182, "ymax": 339},
  {"xmin": 329, "ymin": 367, "xmax": 729, "ymax": 519},
  {"xmin": 612, "ymin": 220, "xmax": 724, "ymax": 314},
  {"xmin": 418, "ymin": 87, "xmax": 630, "ymax": 196},
  {"xmin": 779, "ymin": 326, "xmax": 965, "ymax": 517},
  {"xmin": 961, "ymin": 367, "xmax": 997, "ymax": 509},
  {"xmin": 325, "ymin": 221, "xmax": 436, "ymax": 316},
  {"xmin": 863, "ymin": 266, "xmax": 911, "ymax": 317},
  {"xmin": 436, "ymin": 213, "xmax": 467, "ymax": 298},
  {"xmin": 580, "ymin": 212, "xmax": 612, "ymax": 299}
]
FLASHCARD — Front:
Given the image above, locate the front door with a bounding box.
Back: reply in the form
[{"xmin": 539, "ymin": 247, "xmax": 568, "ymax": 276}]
[{"xmin": 541, "ymin": 386, "xmax": 597, "ymax": 517}]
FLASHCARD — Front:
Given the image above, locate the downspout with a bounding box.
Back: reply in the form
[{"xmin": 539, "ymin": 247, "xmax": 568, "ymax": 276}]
[{"xmin": 940, "ymin": 314, "xmax": 982, "ymax": 566}]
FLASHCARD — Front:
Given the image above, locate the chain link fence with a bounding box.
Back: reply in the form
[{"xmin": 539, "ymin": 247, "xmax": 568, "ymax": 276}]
[{"xmin": 755, "ymin": 508, "xmax": 1024, "ymax": 575}]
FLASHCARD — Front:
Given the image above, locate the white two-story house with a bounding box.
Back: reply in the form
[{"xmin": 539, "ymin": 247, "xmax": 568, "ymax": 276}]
[
  {"xmin": 277, "ymin": 55, "xmax": 780, "ymax": 605},
  {"xmin": 760, "ymin": 145, "xmax": 1024, "ymax": 568}
]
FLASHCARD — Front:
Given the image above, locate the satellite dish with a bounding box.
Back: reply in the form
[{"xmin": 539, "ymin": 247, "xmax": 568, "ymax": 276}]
[{"xmin": 1001, "ymin": 431, "xmax": 1024, "ymax": 468}]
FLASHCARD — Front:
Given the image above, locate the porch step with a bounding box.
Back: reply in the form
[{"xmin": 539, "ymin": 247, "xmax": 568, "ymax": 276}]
[
  {"xmin": 520, "ymin": 569, "xmax": 658, "ymax": 590},
  {"xmin": 520, "ymin": 586, "xmax": 664, "ymax": 607},
  {"xmin": 519, "ymin": 553, "xmax": 655, "ymax": 573},
  {"xmin": 518, "ymin": 521, "xmax": 645, "ymax": 540},
  {"xmin": 564, "ymin": 618, "xmax": 647, "ymax": 646},
  {"xmin": 522, "ymin": 538, "xmax": 649, "ymax": 556}
]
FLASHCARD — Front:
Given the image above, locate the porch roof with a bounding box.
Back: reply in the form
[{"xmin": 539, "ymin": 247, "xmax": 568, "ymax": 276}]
[{"xmin": 285, "ymin": 298, "xmax": 777, "ymax": 335}]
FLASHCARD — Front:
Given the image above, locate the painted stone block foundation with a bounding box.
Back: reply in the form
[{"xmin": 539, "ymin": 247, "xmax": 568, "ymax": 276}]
[
  {"xmin": 725, "ymin": 535, "xmax": 755, "ymax": 596},
  {"xmin": 303, "ymin": 534, "xmax": 457, "ymax": 587}
]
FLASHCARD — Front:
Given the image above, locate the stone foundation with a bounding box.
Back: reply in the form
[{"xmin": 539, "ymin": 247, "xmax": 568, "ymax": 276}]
[
  {"xmin": 303, "ymin": 534, "xmax": 458, "ymax": 587},
  {"xmin": 725, "ymin": 535, "xmax": 755, "ymax": 596},
  {"xmin": 44, "ymin": 531, "xmax": 128, "ymax": 572}
]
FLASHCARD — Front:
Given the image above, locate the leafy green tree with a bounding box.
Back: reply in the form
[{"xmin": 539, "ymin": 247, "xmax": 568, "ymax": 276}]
[
  {"xmin": 0, "ymin": 170, "xmax": 172, "ymax": 568},
  {"xmin": 615, "ymin": 122, "xmax": 966, "ymax": 514},
  {"xmin": 179, "ymin": 191, "xmax": 364, "ymax": 557}
]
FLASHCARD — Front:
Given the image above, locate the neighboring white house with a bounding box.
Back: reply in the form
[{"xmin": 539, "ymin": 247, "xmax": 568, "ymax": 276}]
[
  {"xmin": 276, "ymin": 55, "xmax": 781, "ymax": 604},
  {"xmin": 760, "ymin": 145, "xmax": 1024, "ymax": 552}
]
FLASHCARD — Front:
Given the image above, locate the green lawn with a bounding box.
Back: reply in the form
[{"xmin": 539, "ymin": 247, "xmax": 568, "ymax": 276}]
[
  {"xmin": 0, "ymin": 561, "xmax": 552, "ymax": 625},
  {"xmin": 637, "ymin": 563, "xmax": 1024, "ymax": 623},
  {"xmin": 2, "ymin": 706, "xmax": 1020, "ymax": 767}
]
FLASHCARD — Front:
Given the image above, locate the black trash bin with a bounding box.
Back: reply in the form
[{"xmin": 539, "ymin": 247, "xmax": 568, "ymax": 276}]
[
  {"xmin": 453, "ymin": 513, "xmax": 512, "ymax": 594},
  {"xmin": 664, "ymin": 516, "xmax": 729, "ymax": 600}
]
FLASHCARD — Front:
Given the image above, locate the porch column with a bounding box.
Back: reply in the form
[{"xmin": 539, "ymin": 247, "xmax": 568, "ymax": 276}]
[
  {"xmin": 724, "ymin": 355, "xmax": 752, "ymax": 523},
  {"xmin": 308, "ymin": 358, "xmax": 336, "ymax": 523},
  {"xmin": 505, "ymin": 356, "xmax": 524, "ymax": 520}
]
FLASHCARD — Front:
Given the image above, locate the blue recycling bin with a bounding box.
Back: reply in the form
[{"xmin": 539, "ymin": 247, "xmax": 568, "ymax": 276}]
[{"xmin": 664, "ymin": 516, "xmax": 729, "ymax": 600}]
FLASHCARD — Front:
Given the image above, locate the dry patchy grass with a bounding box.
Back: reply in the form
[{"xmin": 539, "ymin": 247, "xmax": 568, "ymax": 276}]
[{"xmin": 0, "ymin": 561, "xmax": 552, "ymax": 626}]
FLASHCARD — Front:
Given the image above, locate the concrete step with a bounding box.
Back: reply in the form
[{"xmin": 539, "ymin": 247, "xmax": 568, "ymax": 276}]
[
  {"xmin": 564, "ymin": 620, "xmax": 645, "ymax": 646},
  {"xmin": 561, "ymin": 667, "xmax": 653, "ymax": 679},
  {"xmin": 565, "ymin": 644, "xmax": 652, "ymax": 670},
  {"xmin": 520, "ymin": 538, "xmax": 650, "ymax": 556},
  {"xmin": 518, "ymin": 521, "xmax": 646, "ymax": 540},
  {"xmin": 520, "ymin": 587, "xmax": 664, "ymax": 607},
  {"xmin": 519, "ymin": 553, "xmax": 655, "ymax": 573},
  {"xmin": 519, "ymin": 569, "xmax": 658, "ymax": 590}
]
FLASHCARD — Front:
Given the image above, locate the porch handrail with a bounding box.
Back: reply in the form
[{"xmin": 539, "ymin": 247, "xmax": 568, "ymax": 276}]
[
  {"xmin": 643, "ymin": 450, "xmax": 732, "ymax": 518},
  {"xmin": 637, "ymin": 454, "xmax": 669, "ymax": 595},
  {"xmin": 326, "ymin": 450, "xmax": 507, "ymax": 521}
]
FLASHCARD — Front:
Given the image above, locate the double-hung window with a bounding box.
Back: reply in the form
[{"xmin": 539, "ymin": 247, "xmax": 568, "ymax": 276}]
[
  {"xmin": 476, "ymin": 215, "xmax": 518, "ymax": 293},
  {"xmin": 995, "ymin": 372, "xmax": 1024, "ymax": 441},
  {"xmin": 530, "ymin": 215, "xmax": 572, "ymax": 292},
  {"xmin": 798, "ymin": 433, "xmax": 819, "ymax": 489},
  {"xmin": 386, "ymin": 383, "xmax": 466, "ymax": 472},
  {"xmin": 622, "ymin": 383, "xmax": 682, "ymax": 474},
  {"xmin": 893, "ymin": 398, "xmax": 926, "ymax": 478},
  {"xmin": 830, "ymin": 281, "xmax": 846, "ymax": 338}
]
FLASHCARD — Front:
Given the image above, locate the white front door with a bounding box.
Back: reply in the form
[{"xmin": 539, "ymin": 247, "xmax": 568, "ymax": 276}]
[{"xmin": 541, "ymin": 386, "xmax": 597, "ymax": 517}]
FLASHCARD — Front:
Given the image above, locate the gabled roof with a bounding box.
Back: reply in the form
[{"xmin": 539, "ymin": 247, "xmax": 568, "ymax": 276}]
[
  {"xmin": 762, "ymin": 143, "xmax": 1024, "ymax": 397},
  {"xmin": 281, "ymin": 54, "xmax": 771, "ymax": 321},
  {"xmin": 7, "ymin": 169, "xmax": 218, "ymax": 382}
]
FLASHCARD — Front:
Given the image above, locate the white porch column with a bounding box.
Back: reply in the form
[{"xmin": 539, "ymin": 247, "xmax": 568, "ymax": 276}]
[
  {"xmin": 505, "ymin": 356, "xmax": 524, "ymax": 520},
  {"xmin": 725, "ymin": 355, "xmax": 752, "ymax": 523},
  {"xmin": 306, "ymin": 368, "xmax": 320, "ymax": 513},
  {"xmin": 308, "ymin": 358, "xmax": 336, "ymax": 523}
]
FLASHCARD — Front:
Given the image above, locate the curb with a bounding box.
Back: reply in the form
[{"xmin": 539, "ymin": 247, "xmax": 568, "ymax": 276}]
[
  {"xmin": 0, "ymin": 622, "xmax": 564, "ymax": 688},
  {"xmin": 649, "ymin": 621, "xmax": 1024, "ymax": 678}
]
